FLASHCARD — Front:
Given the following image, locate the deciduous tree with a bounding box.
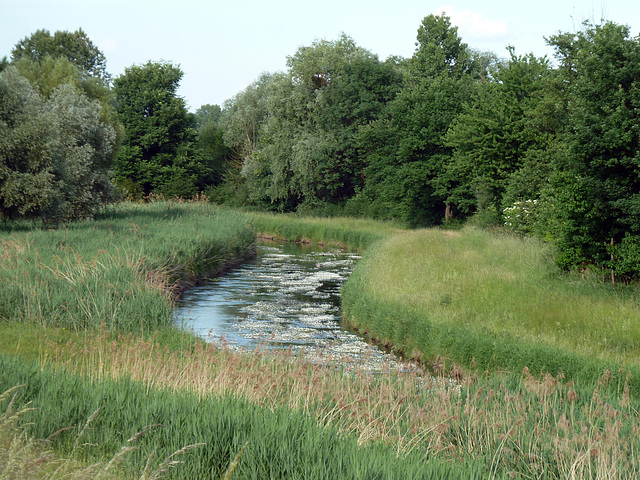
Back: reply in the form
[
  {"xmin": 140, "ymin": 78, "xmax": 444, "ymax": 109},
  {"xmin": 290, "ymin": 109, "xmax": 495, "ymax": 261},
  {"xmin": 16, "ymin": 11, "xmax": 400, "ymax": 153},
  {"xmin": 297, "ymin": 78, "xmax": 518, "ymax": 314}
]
[
  {"xmin": 546, "ymin": 22, "xmax": 640, "ymax": 277},
  {"xmin": 361, "ymin": 14, "xmax": 478, "ymax": 225},
  {"xmin": 0, "ymin": 67, "xmax": 116, "ymax": 221},
  {"xmin": 11, "ymin": 28, "xmax": 109, "ymax": 81},
  {"xmin": 445, "ymin": 49, "xmax": 555, "ymax": 221},
  {"xmin": 113, "ymin": 61, "xmax": 205, "ymax": 198}
]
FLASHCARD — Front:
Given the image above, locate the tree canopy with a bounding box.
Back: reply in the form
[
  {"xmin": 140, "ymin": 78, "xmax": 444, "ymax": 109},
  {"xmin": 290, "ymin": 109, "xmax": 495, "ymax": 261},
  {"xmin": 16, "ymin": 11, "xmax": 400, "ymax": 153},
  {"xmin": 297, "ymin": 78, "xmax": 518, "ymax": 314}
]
[
  {"xmin": 0, "ymin": 67, "xmax": 116, "ymax": 221},
  {"xmin": 5, "ymin": 17, "xmax": 640, "ymax": 280},
  {"xmin": 112, "ymin": 61, "xmax": 206, "ymax": 198},
  {"xmin": 11, "ymin": 28, "xmax": 109, "ymax": 81}
]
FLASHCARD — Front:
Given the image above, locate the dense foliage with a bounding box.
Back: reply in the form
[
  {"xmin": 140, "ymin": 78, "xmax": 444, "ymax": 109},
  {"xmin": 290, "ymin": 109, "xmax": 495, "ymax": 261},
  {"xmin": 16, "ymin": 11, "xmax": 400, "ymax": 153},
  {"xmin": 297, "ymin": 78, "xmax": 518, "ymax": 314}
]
[
  {"xmin": 0, "ymin": 67, "xmax": 116, "ymax": 221},
  {"xmin": 1, "ymin": 29, "xmax": 118, "ymax": 222},
  {"xmin": 214, "ymin": 16, "xmax": 640, "ymax": 280},
  {"xmin": 11, "ymin": 28, "xmax": 109, "ymax": 81},
  {"xmin": 112, "ymin": 61, "xmax": 208, "ymax": 199},
  {"xmin": 2, "ymin": 16, "xmax": 640, "ymax": 277}
]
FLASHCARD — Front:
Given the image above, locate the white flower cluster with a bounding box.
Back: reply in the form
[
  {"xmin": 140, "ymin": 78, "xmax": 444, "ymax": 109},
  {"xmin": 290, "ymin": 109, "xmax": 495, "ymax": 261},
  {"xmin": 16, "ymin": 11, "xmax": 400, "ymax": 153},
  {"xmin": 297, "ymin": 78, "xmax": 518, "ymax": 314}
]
[{"xmin": 503, "ymin": 199, "xmax": 538, "ymax": 228}]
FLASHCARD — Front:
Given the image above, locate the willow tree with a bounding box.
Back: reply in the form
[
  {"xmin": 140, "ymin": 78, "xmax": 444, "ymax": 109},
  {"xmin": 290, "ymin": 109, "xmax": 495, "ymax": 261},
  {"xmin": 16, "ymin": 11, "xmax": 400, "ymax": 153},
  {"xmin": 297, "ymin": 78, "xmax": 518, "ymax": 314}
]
[{"xmin": 0, "ymin": 67, "xmax": 116, "ymax": 221}]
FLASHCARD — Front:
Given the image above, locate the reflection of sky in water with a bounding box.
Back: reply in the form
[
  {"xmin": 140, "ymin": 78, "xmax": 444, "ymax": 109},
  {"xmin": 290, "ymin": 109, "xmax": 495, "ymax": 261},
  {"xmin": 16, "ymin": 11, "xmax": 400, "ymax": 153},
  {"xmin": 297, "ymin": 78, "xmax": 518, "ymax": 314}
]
[{"xmin": 174, "ymin": 243, "xmax": 400, "ymax": 371}]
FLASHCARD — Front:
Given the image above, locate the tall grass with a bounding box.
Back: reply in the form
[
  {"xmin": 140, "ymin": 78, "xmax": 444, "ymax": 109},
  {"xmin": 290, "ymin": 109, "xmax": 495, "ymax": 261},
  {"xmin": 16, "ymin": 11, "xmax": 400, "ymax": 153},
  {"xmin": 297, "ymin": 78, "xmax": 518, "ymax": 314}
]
[
  {"xmin": 34, "ymin": 332, "xmax": 640, "ymax": 479},
  {"xmin": 5, "ymin": 204, "xmax": 640, "ymax": 478},
  {"xmin": 0, "ymin": 200, "xmax": 255, "ymax": 334},
  {"xmin": 0, "ymin": 355, "xmax": 484, "ymax": 480},
  {"xmin": 342, "ymin": 227, "xmax": 640, "ymax": 393},
  {"xmin": 0, "ymin": 385, "xmax": 203, "ymax": 480}
]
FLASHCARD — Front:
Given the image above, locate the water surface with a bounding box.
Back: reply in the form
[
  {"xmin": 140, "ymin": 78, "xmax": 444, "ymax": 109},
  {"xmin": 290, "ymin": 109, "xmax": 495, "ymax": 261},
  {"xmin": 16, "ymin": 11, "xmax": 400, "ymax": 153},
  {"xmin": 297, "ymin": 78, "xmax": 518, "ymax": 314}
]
[{"xmin": 175, "ymin": 242, "xmax": 399, "ymax": 370}]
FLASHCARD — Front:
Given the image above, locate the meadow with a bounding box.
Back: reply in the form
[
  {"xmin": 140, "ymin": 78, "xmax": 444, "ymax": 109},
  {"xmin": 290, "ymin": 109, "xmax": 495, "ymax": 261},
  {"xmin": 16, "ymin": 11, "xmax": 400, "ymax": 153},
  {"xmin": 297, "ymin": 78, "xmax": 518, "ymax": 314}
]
[
  {"xmin": 342, "ymin": 227, "xmax": 640, "ymax": 394},
  {"xmin": 2, "ymin": 200, "xmax": 640, "ymax": 478}
]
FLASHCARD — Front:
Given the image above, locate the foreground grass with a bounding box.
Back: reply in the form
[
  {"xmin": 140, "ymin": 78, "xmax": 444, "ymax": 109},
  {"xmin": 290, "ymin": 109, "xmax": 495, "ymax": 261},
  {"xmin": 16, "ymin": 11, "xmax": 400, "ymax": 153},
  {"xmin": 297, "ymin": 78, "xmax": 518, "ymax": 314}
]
[
  {"xmin": 34, "ymin": 331, "xmax": 640, "ymax": 479},
  {"xmin": 4, "ymin": 203, "xmax": 640, "ymax": 478},
  {"xmin": 0, "ymin": 385, "xmax": 202, "ymax": 480},
  {"xmin": 342, "ymin": 227, "xmax": 640, "ymax": 394},
  {"xmin": 1, "ymin": 355, "xmax": 482, "ymax": 480}
]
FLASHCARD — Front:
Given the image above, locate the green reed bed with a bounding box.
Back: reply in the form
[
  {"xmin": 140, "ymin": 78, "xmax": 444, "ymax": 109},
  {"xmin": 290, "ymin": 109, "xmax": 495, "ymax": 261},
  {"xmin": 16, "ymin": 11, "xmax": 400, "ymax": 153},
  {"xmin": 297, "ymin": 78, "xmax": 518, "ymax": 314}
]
[
  {"xmin": 245, "ymin": 211, "xmax": 402, "ymax": 251},
  {"xmin": 342, "ymin": 226, "xmax": 640, "ymax": 394},
  {"xmin": 34, "ymin": 332, "xmax": 640, "ymax": 479},
  {"xmin": 0, "ymin": 200, "xmax": 255, "ymax": 335},
  {"xmin": 0, "ymin": 355, "xmax": 484, "ymax": 480},
  {"xmin": 0, "ymin": 386, "xmax": 193, "ymax": 480}
]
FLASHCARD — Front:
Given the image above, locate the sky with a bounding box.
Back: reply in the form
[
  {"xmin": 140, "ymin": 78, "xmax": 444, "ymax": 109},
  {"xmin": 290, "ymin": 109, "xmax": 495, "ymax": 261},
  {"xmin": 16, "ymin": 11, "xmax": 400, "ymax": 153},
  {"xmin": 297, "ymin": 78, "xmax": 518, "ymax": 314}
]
[{"xmin": 1, "ymin": 0, "xmax": 639, "ymax": 111}]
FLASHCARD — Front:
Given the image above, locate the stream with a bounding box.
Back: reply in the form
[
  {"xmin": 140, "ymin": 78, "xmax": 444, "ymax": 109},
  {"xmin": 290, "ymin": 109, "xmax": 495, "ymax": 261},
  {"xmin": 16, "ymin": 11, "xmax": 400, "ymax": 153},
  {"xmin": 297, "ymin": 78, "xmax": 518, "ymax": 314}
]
[{"xmin": 174, "ymin": 241, "xmax": 401, "ymax": 371}]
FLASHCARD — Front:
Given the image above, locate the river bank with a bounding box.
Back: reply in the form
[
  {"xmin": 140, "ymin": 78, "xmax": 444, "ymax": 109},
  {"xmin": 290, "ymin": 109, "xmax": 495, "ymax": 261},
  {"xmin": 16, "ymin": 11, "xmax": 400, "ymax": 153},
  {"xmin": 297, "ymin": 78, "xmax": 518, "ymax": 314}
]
[{"xmin": 2, "ymin": 200, "xmax": 640, "ymax": 478}]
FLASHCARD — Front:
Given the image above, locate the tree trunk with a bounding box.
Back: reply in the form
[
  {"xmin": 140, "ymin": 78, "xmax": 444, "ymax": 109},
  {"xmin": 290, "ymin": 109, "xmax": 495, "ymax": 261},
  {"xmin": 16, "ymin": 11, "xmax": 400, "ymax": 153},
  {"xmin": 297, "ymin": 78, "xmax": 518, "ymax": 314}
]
[
  {"xmin": 611, "ymin": 237, "xmax": 615, "ymax": 286},
  {"xmin": 444, "ymin": 203, "xmax": 453, "ymax": 222}
]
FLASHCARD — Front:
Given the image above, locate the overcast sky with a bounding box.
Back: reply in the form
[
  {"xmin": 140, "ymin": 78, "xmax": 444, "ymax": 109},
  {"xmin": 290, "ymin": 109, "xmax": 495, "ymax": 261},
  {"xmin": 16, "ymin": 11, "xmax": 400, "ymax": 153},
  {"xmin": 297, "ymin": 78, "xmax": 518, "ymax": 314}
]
[{"xmin": 2, "ymin": 0, "xmax": 639, "ymax": 111}]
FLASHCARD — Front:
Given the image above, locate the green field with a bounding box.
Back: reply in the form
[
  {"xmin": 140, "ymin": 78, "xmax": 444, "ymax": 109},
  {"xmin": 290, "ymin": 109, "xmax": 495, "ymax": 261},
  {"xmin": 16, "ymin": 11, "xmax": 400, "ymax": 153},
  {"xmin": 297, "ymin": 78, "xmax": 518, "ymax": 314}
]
[
  {"xmin": 343, "ymin": 227, "xmax": 640, "ymax": 389},
  {"xmin": 2, "ymin": 201, "xmax": 640, "ymax": 478}
]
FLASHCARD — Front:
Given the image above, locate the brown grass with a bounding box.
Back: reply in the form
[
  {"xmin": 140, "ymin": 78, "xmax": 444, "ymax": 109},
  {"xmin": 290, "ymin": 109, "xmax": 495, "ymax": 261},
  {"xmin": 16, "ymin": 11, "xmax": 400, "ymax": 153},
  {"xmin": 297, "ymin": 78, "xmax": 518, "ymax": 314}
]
[{"xmin": 40, "ymin": 332, "xmax": 640, "ymax": 478}]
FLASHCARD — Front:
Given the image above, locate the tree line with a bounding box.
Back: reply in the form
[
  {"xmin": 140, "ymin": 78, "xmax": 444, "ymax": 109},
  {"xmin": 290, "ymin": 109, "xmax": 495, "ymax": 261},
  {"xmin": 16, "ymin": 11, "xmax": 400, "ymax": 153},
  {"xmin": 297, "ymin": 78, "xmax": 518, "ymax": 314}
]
[{"xmin": 1, "ymin": 16, "xmax": 640, "ymax": 280}]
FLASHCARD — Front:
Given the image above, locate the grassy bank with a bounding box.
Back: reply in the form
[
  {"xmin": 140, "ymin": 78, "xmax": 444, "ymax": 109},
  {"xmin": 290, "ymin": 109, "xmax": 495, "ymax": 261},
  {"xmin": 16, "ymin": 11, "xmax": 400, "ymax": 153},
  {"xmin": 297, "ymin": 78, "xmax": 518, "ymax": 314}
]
[
  {"xmin": 245, "ymin": 211, "xmax": 402, "ymax": 250},
  {"xmin": 342, "ymin": 227, "xmax": 640, "ymax": 393},
  {"xmin": 3, "ymin": 204, "xmax": 640, "ymax": 478},
  {"xmin": 0, "ymin": 200, "xmax": 255, "ymax": 339}
]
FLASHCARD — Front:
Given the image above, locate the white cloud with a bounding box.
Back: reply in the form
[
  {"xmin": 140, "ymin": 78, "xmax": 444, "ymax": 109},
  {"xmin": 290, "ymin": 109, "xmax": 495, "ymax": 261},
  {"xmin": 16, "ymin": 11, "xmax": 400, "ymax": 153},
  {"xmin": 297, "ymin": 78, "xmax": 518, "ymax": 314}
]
[{"xmin": 433, "ymin": 5, "xmax": 509, "ymax": 42}]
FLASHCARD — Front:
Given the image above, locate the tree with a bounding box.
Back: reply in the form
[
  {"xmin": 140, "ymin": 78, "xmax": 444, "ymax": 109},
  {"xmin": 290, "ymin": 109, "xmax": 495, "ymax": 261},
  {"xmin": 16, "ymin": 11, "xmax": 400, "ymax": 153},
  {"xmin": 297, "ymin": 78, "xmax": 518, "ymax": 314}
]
[
  {"xmin": 545, "ymin": 22, "xmax": 640, "ymax": 278},
  {"xmin": 314, "ymin": 57, "xmax": 403, "ymax": 203},
  {"xmin": 361, "ymin": 13, "xmax": 479, "ymax": 225},
  {"xmin": 45, "ymin": 83, "xmax": 117, "ymax": 218},
  {"xmin": 0, "ymin": 68, "xmax": 57, "ymax": 220},
  {"xmin": 286, "ymin": 33, "xmax": 375, "ymax": 89},
  {"xmin": 221, "ymin": 74, "xmax": 272, "ymax": 169},
  {"xmin": 194, "ymin": 104, "xmax": 229, "ymax": 189},
  {"xmin": 0, "ymin": 67, "xmax": 116, "ymax": 221},
  {"xmin": 195, "ymin": 104, "xmax": 223, "ymax": 127},
  {"xmin": 11, "ymin": 28, "xmax": 109, "ymax": 81},
  {"xmin": 8, "ymin": 31, "xmax": 122, "ymax": 154},
  {"xmin": 113, "ymin": 61, "xmax": 205, "ymax": 198},
  {"xmin": 411, "ymin": 13, "xmax": 476, "ymax": 79},
  {"xmin": 249, "ymin": 37, "xmax": 391, "ymax": 211},
  {"xmin": 445, "ymin": 49, "xmax": 555, "ymax": 221}
]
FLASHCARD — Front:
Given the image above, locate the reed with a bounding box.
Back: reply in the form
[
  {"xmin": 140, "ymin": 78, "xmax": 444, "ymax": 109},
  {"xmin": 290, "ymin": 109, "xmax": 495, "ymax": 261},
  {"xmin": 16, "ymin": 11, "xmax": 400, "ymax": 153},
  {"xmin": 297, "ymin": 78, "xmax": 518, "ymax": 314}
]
[
  {"xmin": 0, "ymin": 355, "xmax": 481, "ymax": 479},
  {"xmin": 0, "ymin": 200, "xmax": 255, "ymax": 334},
  {"xmin": 35, "ymin": 331, "xmax": 640, "ymax": 479},
  {"xmin": 0, "ymin": 385, "xmax": 202, "ymax": 480}
]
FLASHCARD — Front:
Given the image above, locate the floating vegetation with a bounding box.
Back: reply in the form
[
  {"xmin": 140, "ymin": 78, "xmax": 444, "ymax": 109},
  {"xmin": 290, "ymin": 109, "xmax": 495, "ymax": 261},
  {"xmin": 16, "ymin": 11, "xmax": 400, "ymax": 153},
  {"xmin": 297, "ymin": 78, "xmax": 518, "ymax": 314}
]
[{"xmin": 175, "ymin": 243, "xmax": 402, "ymax": 372}]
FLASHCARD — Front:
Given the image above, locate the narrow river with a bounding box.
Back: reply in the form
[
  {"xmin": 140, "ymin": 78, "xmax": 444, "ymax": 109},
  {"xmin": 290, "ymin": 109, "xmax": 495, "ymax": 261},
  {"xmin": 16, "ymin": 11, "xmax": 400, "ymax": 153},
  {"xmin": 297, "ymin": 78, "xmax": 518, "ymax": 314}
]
[{"xmin": 174, "ymin": 241, "xmax": 400, "ymax": 371}]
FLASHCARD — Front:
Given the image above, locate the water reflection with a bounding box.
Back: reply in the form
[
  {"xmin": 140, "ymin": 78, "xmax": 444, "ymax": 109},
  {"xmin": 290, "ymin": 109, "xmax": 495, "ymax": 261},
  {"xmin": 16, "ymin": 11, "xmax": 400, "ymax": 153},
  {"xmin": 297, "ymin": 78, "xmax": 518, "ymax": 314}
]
[{"xmin": 174, "ymin": 242, "xmax": 400, "ymax": 370}]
